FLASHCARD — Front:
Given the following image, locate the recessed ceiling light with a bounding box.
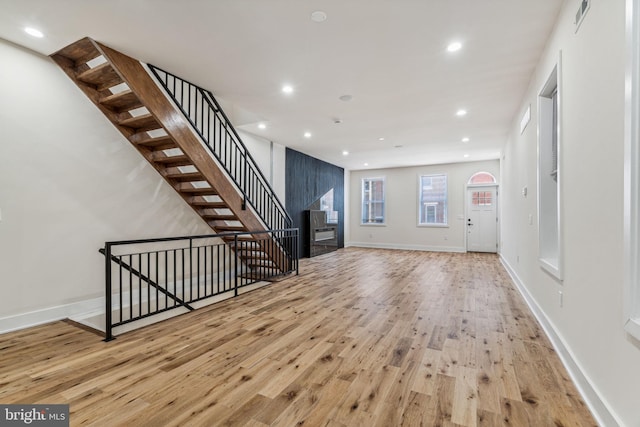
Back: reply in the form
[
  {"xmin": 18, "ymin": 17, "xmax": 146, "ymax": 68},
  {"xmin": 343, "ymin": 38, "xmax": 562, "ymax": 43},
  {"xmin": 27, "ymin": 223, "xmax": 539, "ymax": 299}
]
[
  {"xmin": 447, "ymin": 41, "xmax": 462, "ymax": 52},
  {"xmin": 464, "ymin": 154, "xmax": 470, "ymax": 158},
  {"xmin": 304, "ymin": 132, "xmax": 312, "ymax": 138},
  {"xmin": 378, "ymin": 137, "xmax": 385, "ymax": 141},
  {"xmin": 282, "ymin": 85, "xmax": 294, "ymax": 94},
  {"xmin": 342, "ymin": 150, "xmax": 349, "ymax": 156},
  {"xmin": 258, "ymin": 123, "xmax": 266, "ymax": 129},
  {"xmin": 456, "ymin": 109, "xmax": 467, "ymax": 117},
  {"xmin": 311, "ymin": 11, "xmax": 327, "ymax": 22},
  {"xmin": 24, "ymin": 27, "xmax": 44, "ymax": 38},
  {"xmin": 364, "ymin": 163, "xmax": 369, "ymax": 166},
  {"xmin": 462, "ymin": 137, "xmax": 470, "ymax": 143},
  {"xmin": 339, "ymin": 94, "xmax": 352, "ymax": 102}
]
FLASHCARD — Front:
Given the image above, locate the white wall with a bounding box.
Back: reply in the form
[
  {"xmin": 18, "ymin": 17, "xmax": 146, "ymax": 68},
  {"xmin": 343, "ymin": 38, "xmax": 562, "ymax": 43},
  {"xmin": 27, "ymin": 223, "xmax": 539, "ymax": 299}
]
[
  {"xmin": 348, "ymin": 160, "xmax": 499, "ymax": 251},
  {"xmin": 500, "ymin": 1, "xmax": 639, "ymax": 425},
  {"xmin": 0, "ymin": 40, "xmax": 214, "ymax": 327},
  {"xmin": 236, "ymin": 129, "xmax": 286, "ymax": 204}
]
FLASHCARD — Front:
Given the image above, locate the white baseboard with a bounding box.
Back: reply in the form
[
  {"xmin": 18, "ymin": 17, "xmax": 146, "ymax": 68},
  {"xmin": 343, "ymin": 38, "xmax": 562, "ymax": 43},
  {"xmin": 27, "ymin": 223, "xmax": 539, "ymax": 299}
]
[
  {"xmin": 0, "ymin": 296, "xmax": 104, "ymax": 334},
  {"xmin": 499, "ymin": 254, "xmax": 621, "ymax": 427},
  {"xmin": 107, "ymin": 281, "xmax": 271, "ymax": 335},
  {"xmin": 0, "ymin": 269, "xmax": 240, "ymax": 335},
  {"xmin": 346, "ymin": 241, "xmax": 466, "ymax": 253}
]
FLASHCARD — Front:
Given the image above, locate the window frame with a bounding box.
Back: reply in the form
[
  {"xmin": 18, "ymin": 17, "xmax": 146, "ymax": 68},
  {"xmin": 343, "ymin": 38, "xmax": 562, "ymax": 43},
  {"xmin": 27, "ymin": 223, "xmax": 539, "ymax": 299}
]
[
  {"xmin": 424, "ymin": 203, "xmax": 437, "ymax": 223},
  {"xmin": 361, "ymin": 177, "xmax": 386, "ymax": 226},
  {"xmin": 468, "ymin": 171, "xmax": 497, "ymax": 186},
  {"xmin": 418, "ymin": 174, "xmax": 448, "ymax": 227},
  {"xmin": 537, "ymin": 54, "xmax": 563, "ymax": 281},
  {"xmin": 472, "ymin": 190, "xmax": 493, "ymax": 207},
  {"xmin": 624, "ymin": 0, "xmax": 640, "ymax": 339}
]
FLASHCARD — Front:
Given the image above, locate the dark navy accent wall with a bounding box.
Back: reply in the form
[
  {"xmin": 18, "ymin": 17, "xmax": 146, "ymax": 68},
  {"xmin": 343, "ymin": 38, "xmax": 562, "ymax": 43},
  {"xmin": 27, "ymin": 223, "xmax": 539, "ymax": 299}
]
[{"xmin": 285, "ymin": 148, "xmax": 344, "ymax": 257}]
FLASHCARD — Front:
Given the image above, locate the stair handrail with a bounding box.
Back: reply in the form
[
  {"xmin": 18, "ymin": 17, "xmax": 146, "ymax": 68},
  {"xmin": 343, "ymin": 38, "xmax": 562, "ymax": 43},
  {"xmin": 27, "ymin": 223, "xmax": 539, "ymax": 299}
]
[
  {"xmin": 99, "ymin": 247, "xmax": 195, "ymax": 310},
  {"xmin": 147, "ymin": 65, "xmax": 291, "ymax": 232}
]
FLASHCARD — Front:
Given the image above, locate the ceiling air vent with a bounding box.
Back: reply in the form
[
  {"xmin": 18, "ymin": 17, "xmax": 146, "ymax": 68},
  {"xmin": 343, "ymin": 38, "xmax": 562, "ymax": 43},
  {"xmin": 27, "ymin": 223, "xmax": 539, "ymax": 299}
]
[{"xmin": 575, "ymin": 0, "xmax": 590, "ymax": 32}]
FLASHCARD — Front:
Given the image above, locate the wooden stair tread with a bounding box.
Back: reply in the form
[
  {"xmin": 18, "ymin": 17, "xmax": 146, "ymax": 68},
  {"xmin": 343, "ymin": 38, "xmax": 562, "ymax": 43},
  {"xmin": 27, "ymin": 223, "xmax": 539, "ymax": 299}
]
[
  {"xmin": 216, "ymin": 225, "xmax": 248, "ymax": 231},
  {"xmin": 246, "ymin": 262, "xmax": 277, "ymax": 268},
  {"xmin": 227, "ymin": 242, "xmax": 261, "ymax": 249},
  {"xmin": 164, "ymin": 171, "xmax": 204, "ymax": 182},
  {"xmin": 130, "ymin": 133, "xmax": 176, "ymax": 150},
  {"xmin": 201, "ymin": 214, "xmax": 237, "ymax": 221},
  {"xmin": 179, "ymin": 187, "xmax": 218, "ymax": 195},
  {"xmin": 151, "ymin": 153, "xmax": 192, "ymax": 166},
  {"xmin": 239, "ymin": 254, "xmax": 270, "ymax": 261},
  {"xmin": 77, "ymin": 62, "xmax": 122, "ymax": 88},
  {"xmin": 223, "ymin": 237, "xmax": 258, "ymax": 244},
  {"xmin": 245, "ymin": 266, "xmax": 281, "ymax": 272},
  {"xmin": 53, "ymin": 37, "xmax": 99, "ymax": 63},
  {"xmin": 175, "ymin": 182, "xmax": 214, "ymax": 193},
  {"xmin": 118, "ymin": 113, "xmax": 159, "ymax": 130},
  {"xmin": 223, "ymin": 235, "xmax": 257, "ymax": 240},
  {"xmin": 189, "ymin": 201, "xmax": 228, "ymax": 208},
  {"xmin": 100, "ymin": 90, "xmax": 143, "ymax": 112}
]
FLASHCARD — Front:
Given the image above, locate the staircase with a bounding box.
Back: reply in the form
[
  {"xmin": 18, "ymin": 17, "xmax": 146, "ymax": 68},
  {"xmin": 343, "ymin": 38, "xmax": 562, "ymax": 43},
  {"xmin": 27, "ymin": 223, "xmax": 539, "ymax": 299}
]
[{"xmin": 51, "ymin": 37, "xmax": 294, "ymax": 278}]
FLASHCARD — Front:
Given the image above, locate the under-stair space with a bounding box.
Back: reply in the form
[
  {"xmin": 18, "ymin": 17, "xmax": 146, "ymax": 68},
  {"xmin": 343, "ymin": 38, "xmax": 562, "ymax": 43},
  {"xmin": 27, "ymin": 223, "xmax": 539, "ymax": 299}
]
[{"xmin": 51, "ymin": 37, "xmax": 298, "ymax": 338}]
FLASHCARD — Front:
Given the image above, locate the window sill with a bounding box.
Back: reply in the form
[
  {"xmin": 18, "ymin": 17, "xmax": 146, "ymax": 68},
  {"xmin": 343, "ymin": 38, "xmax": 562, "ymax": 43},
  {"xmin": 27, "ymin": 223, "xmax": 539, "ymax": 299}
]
[
  {"xmin": 624, "ymin": 317, "xmax": 640, "ymax": 342},
  {"xmin": 360, "ymin": 223, "xmax": 386, "ymax": 227},
  {"xmin": 539, "ymin": 257, "xmax": 563, "ymax": 281},
  {"xmin": 417, "ymin": 223, "xmax": 449, "ymax": 228}
]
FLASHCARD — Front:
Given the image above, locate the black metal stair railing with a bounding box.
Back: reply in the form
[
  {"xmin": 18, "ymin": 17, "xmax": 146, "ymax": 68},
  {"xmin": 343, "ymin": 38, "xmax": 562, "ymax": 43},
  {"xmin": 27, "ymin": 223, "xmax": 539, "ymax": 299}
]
[
  {"xmin": 102, "ymin": 228, "xmax": 298, "ymax": 341},
  {"xmin": 99, "ymin": 247, "xmax": 195, "ymax": 311},
  {"xmin": 147, "ymin": 64, "xmax": 291, "ymax": 233}
]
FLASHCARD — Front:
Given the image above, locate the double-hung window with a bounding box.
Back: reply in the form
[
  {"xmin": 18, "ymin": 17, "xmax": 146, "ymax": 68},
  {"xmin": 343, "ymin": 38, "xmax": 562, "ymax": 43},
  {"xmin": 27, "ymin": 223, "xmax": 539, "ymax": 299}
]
[
  {"xmin": 419, "ymin": 174, "xmax": 447, "ymax": 226},
  {"xmin": 361, "ymin": 177, "xmax": 385, "ymax": 224}
]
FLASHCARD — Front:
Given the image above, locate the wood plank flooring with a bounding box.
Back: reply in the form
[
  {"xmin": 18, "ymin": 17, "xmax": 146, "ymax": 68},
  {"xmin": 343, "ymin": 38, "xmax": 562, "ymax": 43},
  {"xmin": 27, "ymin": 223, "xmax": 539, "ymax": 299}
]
[{"xmin": 0, "ymin": 248, "xmax": 597, "ymax": 426}]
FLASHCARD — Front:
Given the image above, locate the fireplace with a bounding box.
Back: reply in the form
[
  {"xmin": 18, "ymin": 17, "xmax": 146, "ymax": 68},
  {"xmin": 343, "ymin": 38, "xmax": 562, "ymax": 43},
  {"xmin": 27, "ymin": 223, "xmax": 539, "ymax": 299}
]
[{"xmin": 307, "ymin": 210, "xmax": 338, "ymax": 257}]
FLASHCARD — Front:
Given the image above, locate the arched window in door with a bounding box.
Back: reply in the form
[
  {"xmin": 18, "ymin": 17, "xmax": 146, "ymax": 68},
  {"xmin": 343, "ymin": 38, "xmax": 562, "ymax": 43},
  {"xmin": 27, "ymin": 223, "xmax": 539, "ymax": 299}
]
[{"xmin": 468, "ymin": 171, "xmax": 497, "ymax": 185}]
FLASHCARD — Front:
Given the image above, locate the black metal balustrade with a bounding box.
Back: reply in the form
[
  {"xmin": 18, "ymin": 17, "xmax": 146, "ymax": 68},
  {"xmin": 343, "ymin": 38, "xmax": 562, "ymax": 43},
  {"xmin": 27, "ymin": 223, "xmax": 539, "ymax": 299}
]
[
  {"xmin": 147, "ymin": 64, "xmax": 291, "ymax": 233},
  {"xmin": 102, "ymin": 229, "xmax": 298, "ymax": 341}
]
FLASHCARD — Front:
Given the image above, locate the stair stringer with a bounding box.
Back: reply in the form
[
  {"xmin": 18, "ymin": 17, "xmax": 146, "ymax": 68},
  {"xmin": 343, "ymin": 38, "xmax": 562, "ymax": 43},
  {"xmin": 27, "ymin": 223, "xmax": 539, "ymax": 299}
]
[
  {"xmin": 97, "ymin": 43, "xmax": 266, "ymax": 231},
  {"xmin": 51, "ymin": 37, "xmax": 289, "ymax": 274}
]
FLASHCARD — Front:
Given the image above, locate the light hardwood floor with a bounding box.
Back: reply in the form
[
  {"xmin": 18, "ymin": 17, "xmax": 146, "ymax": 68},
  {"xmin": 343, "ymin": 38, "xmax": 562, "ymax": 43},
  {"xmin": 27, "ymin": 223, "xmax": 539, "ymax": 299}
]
[{"xmin": 0, "ymin": 248, "xmax": 596, "ymax": 426}]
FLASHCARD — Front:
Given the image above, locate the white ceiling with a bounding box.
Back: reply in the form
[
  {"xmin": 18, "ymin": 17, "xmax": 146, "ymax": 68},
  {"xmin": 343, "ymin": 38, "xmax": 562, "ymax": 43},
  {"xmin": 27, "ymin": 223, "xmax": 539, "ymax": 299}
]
[{"xmin": 0, "ymin": 0, "xmax": 563, "ymax": 170}]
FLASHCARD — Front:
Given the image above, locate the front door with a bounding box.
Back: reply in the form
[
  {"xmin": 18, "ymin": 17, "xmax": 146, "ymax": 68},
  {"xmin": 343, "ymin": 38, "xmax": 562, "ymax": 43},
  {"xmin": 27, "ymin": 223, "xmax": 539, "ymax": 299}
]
[{"xmin": 466, "ymin": 186, "xmax": 498, "ymax": 253}]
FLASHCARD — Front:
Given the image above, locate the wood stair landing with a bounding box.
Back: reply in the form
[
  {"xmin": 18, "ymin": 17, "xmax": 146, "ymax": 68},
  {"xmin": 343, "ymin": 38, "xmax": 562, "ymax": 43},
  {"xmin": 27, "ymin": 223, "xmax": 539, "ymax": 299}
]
[{"xmin": 50, "ymin": 37, "xmax": 280, "ymax": 274}]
